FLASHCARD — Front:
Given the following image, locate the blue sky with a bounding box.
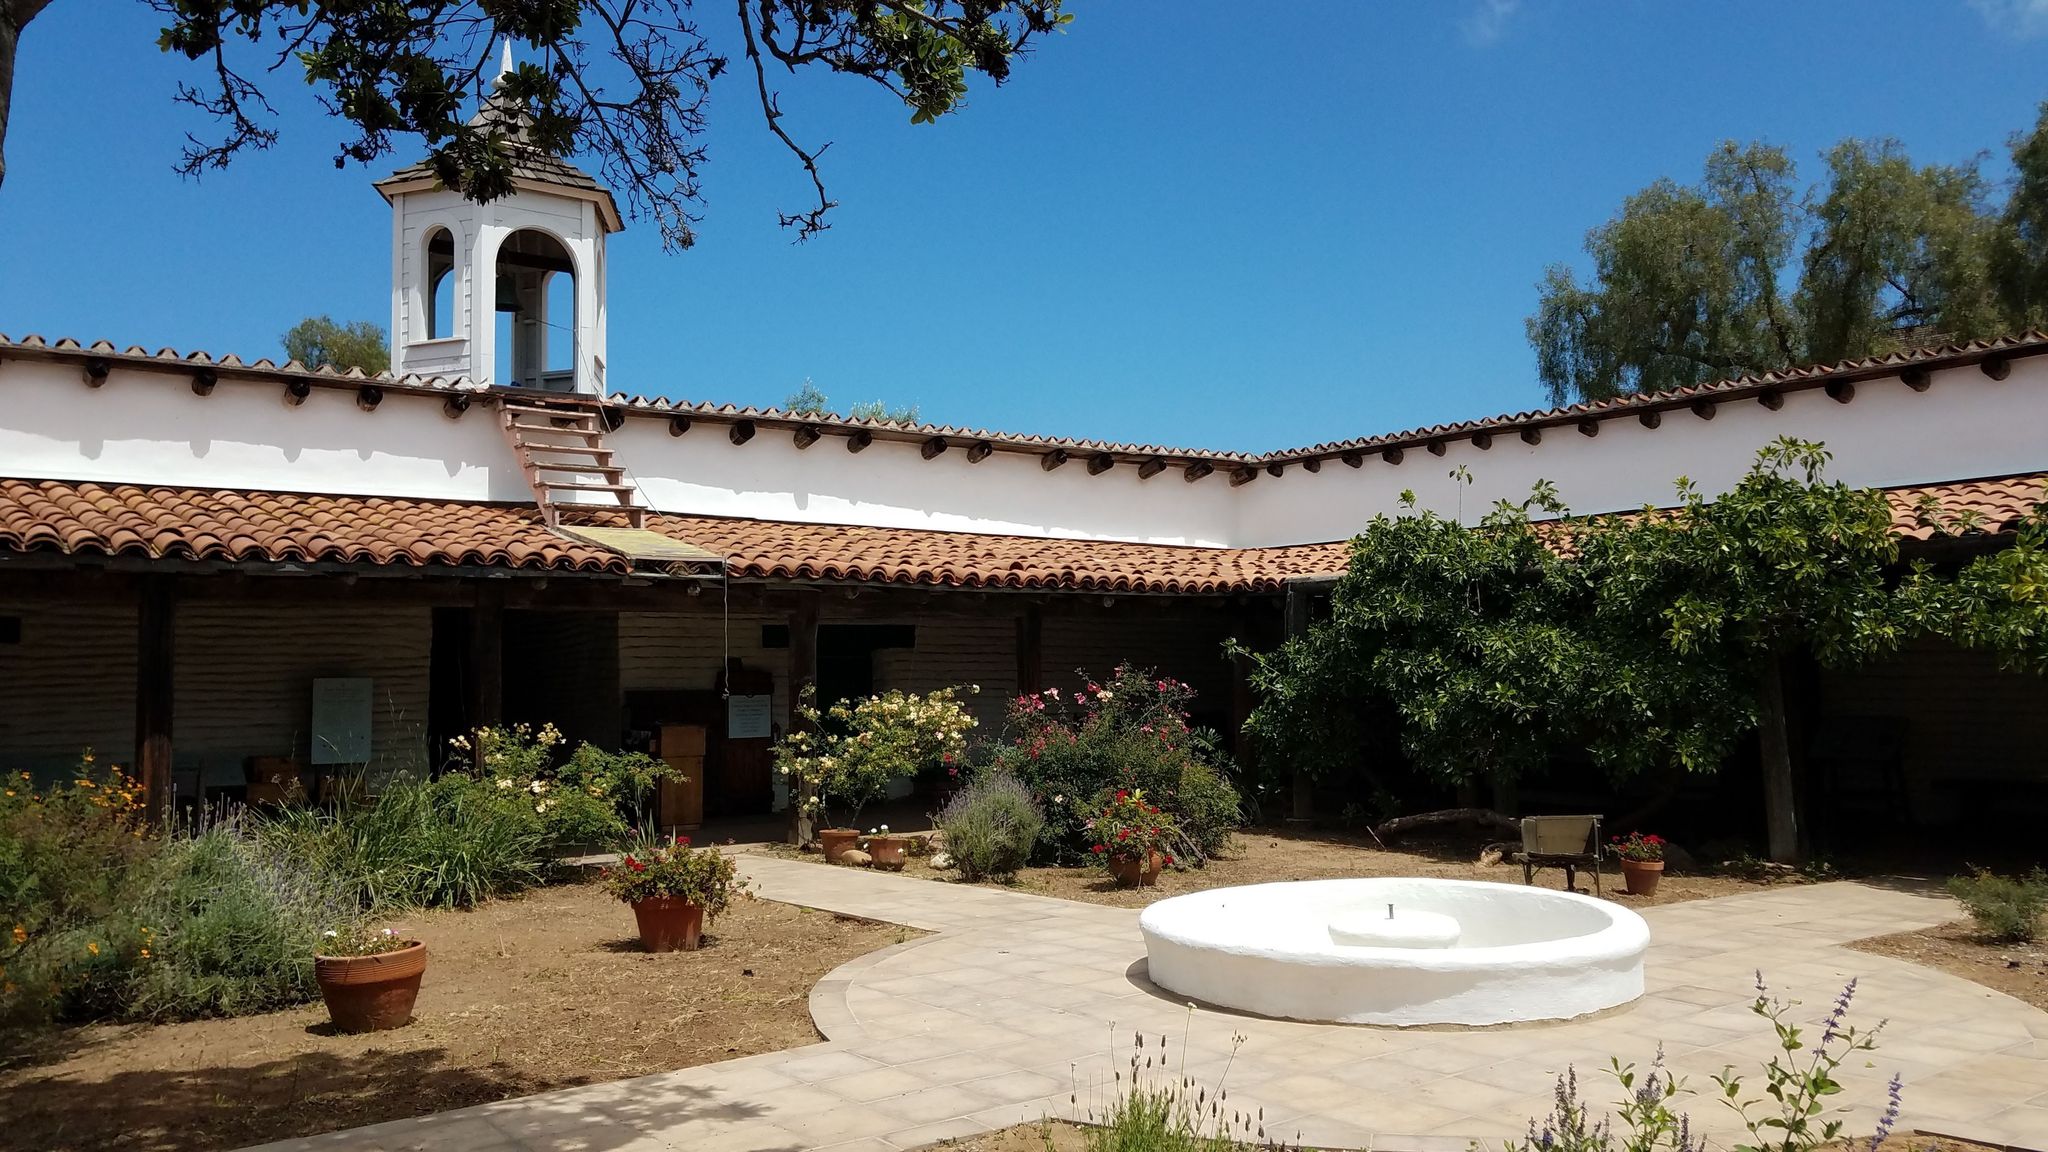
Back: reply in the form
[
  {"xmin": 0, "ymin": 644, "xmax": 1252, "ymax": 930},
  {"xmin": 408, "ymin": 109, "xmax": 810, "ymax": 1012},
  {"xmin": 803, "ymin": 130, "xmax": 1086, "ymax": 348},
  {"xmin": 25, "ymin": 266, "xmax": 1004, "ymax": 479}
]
[{"xmin": 2, "ymin": 1, "xmax": 2044, "ymax": 451}]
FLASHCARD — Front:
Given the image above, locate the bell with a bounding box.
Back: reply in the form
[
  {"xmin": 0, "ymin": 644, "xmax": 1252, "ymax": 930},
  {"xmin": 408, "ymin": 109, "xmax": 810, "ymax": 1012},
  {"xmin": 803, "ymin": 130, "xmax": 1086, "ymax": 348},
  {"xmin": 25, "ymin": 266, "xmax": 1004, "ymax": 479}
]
[{"xmin": 494, "ymin": 272, "xmax": 522, "ymax": 313}]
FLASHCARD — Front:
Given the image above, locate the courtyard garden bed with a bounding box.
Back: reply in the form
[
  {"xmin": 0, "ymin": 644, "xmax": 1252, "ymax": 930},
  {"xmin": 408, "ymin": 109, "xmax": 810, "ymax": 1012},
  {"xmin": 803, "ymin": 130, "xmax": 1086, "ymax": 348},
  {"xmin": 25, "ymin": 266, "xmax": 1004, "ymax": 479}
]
[
  {"xmin": 757, "ymin": 825, "xmax": 1811, "ymax": 911},
  {"xmin": 1848, "ymin": 920, "xmax": 2048, "ymax": 1014},
  {"xmin": 0, "ymin": 880, "xmax": 916, "ymax": 1152}
]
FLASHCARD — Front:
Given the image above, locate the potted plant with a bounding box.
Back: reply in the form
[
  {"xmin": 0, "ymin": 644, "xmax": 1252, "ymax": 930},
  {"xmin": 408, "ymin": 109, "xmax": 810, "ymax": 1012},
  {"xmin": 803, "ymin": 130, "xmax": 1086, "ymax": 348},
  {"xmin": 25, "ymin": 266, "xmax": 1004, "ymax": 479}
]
[
  {"xmin": 314, "ymin": 926, "xmax": 426, "ymax": 1033},
  {"xmin": 865, "ymin": 824, "xmax": 909, "ymax": 871},
  {"xmin": 1086, "ymin": 788, "xmax": 1179, "ymax": 888},
  {"xmin": 1610, "ymin": 831, "xmax": 1667, "ymax": 896},
  {"xmin": 602, "ymin": 834, "xmax": 746, "ymax": 952},
  {"xmin": 773, "ymin": 685, "xmax": 978, "ymax": 863}
]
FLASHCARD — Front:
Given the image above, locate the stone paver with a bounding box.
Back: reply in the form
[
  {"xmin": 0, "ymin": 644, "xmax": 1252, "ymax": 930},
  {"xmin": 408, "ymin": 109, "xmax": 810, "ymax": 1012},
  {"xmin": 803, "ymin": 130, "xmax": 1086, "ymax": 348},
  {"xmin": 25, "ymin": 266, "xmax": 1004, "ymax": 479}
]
[{"xmin": 240, "ymin": 859, "xmax": 2048, "ymax": 1152}]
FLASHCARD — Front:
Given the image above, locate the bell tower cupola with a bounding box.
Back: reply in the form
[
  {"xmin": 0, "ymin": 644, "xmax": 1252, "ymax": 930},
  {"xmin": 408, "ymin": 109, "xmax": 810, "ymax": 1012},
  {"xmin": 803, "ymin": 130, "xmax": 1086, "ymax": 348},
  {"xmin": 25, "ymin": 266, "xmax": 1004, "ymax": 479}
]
[{"xmin": 374, "ymin": 43, "xmax": 623, "ymax": 394}]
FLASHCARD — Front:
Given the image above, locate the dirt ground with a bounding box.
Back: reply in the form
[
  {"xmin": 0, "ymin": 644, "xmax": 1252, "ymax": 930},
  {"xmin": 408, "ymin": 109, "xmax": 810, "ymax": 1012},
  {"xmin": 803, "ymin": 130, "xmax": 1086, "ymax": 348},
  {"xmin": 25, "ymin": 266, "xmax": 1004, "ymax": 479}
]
[
  {"xmin": 0, "ymin": 882, "xmax": 916, "ymax": 1152},
  {"xmin": 761, "ymin": 825, "xmax": 1813, "ymax": 911},
  {"xmin": 1848, "ymin": 919, "xmax": 2048, "ymax": 1014}
]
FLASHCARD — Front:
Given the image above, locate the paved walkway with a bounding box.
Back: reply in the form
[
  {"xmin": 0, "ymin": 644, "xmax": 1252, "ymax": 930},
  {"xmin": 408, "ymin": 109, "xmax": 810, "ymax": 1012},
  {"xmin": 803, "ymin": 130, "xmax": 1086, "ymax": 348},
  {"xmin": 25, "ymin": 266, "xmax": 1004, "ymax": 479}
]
[{"xmin": 246, "ymin": 859, "xmax": 2048, "ymax": 1152}]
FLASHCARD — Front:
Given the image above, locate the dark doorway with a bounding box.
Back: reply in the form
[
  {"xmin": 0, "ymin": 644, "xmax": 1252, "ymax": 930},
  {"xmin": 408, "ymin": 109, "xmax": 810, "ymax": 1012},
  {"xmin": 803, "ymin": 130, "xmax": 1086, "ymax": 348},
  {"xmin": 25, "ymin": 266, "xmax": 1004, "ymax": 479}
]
[
  {"xmin": 815, "ymin": 625, "xmax": 915, "ymax": 710},
  {"xmin": 503, "ymin": 610, "xmax": 621, "ymax": 750}
]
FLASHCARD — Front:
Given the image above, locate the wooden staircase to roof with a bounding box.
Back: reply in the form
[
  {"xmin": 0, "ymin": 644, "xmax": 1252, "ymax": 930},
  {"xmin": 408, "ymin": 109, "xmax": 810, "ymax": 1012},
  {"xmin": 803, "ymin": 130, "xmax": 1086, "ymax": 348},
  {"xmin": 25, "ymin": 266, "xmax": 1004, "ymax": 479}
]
[{"xmin": 497, "ymin": 394, "xmax": 648, "ymax": 529}]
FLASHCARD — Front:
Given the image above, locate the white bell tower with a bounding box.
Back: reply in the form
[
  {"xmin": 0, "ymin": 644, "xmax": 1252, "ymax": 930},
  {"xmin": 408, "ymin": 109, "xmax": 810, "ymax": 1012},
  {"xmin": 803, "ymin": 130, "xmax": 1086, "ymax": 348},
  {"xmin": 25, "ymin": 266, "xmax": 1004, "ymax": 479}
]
[{"xmin": 375, "ymin": 44, "xmax": 623, "ymax": 394}]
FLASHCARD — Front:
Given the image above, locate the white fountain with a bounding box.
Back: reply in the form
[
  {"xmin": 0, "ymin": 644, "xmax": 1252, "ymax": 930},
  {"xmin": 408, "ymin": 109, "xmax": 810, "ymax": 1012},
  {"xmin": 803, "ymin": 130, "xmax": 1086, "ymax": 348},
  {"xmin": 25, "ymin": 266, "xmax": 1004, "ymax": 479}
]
[{"xmin": 1138, "ymin": 877, "xmax": 1648, "ymax": 1027}]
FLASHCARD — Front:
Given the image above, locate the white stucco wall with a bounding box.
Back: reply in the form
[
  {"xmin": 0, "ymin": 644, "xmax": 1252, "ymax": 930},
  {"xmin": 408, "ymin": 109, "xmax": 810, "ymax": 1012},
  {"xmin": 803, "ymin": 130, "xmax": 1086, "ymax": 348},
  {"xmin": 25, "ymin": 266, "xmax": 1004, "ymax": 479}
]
[{"xmin": 3, "ymin": 353, "xmax": 2044, "ymax": 549}]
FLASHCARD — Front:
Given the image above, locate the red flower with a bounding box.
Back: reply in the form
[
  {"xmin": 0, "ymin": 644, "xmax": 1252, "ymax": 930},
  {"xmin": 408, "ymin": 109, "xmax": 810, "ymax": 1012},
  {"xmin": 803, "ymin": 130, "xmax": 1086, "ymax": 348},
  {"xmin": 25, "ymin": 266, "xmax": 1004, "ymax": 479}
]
[
  {"xmin": 628, "ymin": 858, "xmax": 647, "ymax": 873},
  {"xmin": 1115, "ymin": 789, "xmax": 1129, "ymax": 801},
  {"xmin": 1645, "ymin": 834, "xmax": 1664, "ymax": 844},
  {"xmin": 1163, "ymin": 855, "xmax": 1175, "ymax": 866},
  {"xmin": 1091, "ymin": 844, "xmax": 1106, "ymax": 854},
  {"xmin": 1118, "ymin": 828, "xmax": 1132, "ymax": 841}
]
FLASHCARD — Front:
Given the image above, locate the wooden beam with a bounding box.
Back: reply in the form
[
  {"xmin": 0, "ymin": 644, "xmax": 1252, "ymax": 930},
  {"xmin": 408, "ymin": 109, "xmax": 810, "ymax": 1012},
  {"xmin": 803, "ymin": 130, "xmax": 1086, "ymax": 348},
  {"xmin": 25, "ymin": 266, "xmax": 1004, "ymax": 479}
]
[
  {"xmin": 190, "ymin": 369, "xmax": 217, "ymax": 397},
  {"xmin": 599, "ymin": 406, "xmax": 625, "ymax": 433},
  {"xmin": 1265, "ymin": 461, "xmax": 1285, "ymax": 477},
  {"xmin": 1301, "ymin": 457, "xmax": 1321, "ymax": 473},
  {"xmin": 846, "ymin": 430, "xmax": 872, "ymax": 453},
  {"xmin": 1340, "ymin": 451, "xmax": 1364, "ymax": 468},
  {"xmin": 792, "ymin": 425, "xmax": 821, "ymax": 450},
  {"xmin": 1757, "ymin": 388, "xmax": 1784, "ymax": 411},
  {"xmin": 967, "ymin": 441, "xmax": 994, "ymax": 464},
  {"xmin": 1229, "ymin": 466, "xmax": 1258, "ymax": 487},
  {"xmin": 1691, "ymin": 398, "xmax": 1717, "ymax": 420},
  {"xmin": 1901, "ymin": 367, "xmax": 1932, "ymax": 392},
  {"xmin": 1184, "ymin": 461, "xmax": 1214, "ymax": 483},
  {"xmin": 1637, "ymin": 409, "xmax": 1661, "ymax": 429},
  {"xmin": 1016, "ymin": 604, "xmax": 1043, "ymax": 697},
  {"xmin": 444, "ymin": 394, "xmax": 472, "ymax": 420},
  {"xmin": 1471, "ymin": 431, "xmax": 1493, "ymax": 450},
  {"xmin": 84, "ymin": 357, "xmax": 111, "ymax": 387},
  {"xmin": 1825, "ymin": 380, "xmax": 1855, "ymax": 404},
  {"xmin": 1577, "ymin": 419, "xmax": 1599, "ymax": 437},
  {"xmin": 729, "ymin": 420, "xmax": 756, "ymax": 445},
  {"xmin": 1041, "ymin": 448, "xmax": 1069, "ymax": 471},
  {"xmin": 1137, "ymin": 457, "xmax": 1166, "ymax": 480},
  {"xmin": 1982, "ymin": 355, "xmax": 2011, "ymax": 381},
  {"xmin": 283, "ymin": 380, "xmax": 311, "ymax": 407},
  {"xmin": 1520, "ymin": 427, "xmax": 1541, "ymax": 445},
  {"xmin": 356, "ymin": 385, "xmax": 384, "ymax": 412},
  {"xmin": 134, "ymin": 578, "xmax": 175, "ymax": 827},
  {"xmin": 1088, "ymin": 454, "xmax": 1115, "ymax": 475},
  {"xmin": 669, "ymin": 415, "xmax": 691, "ymax": 436},
  {"xmin": 786, "ymin": 594, "xmax": 820, "ymax": 847},
  {"xmin": 1381, "ymin": 446, "xmax": 1404, "ymax": 465},
  {"xmin": 921, "ymin": 436, "xmax": 948, "ymax": 460}
]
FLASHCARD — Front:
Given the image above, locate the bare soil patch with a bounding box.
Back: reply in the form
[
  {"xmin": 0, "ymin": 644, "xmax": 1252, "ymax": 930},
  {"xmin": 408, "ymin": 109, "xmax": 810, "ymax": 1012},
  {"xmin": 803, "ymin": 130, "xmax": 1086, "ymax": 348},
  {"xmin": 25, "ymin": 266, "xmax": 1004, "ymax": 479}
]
[
  {"xmin": 1847, "ymin": 919, "xmax": 2048, "ymax": 1013},
  {"xmin": 0, "ymin": 882, "xmax": 916, "ymax": 1152},
  {"xmin": 760, "ymin": 826, "xmax": 1808, "ymax": 911}
]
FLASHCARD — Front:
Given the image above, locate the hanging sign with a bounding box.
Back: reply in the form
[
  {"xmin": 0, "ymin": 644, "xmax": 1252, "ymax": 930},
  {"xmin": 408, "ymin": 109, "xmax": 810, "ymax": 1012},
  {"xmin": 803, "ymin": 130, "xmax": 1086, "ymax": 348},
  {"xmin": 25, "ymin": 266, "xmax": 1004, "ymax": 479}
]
[{"xmin": 727, "ymin": 694, "xmax": 773, "ymax": 740}]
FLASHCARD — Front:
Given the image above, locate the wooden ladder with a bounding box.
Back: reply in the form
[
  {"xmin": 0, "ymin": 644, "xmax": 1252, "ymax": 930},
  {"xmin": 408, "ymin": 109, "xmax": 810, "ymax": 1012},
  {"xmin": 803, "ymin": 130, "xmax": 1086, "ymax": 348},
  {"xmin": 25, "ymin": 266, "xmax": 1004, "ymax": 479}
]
[{"xmin": 498, "ymin": 397, "xmax": 648, "ymax": 529}]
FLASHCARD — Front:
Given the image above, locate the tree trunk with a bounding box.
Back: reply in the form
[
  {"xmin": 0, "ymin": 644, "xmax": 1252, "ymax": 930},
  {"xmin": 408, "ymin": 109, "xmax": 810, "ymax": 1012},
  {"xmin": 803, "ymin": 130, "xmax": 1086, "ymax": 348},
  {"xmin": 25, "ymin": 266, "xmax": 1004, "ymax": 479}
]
[
  {"xmin": 0, "ymin": 1, "xmax": 57, "ymax": 190},
  {"xmin": 785, "ymin": 595, "xmax": 819, "ymax": 847},
  {"xmin": 1758, "ymin": 649, "xmax": 1800, "ymax": 864},
  {"xmin": 1373, "ymin": 807, "xmax": 1522, "ymax": 840}
]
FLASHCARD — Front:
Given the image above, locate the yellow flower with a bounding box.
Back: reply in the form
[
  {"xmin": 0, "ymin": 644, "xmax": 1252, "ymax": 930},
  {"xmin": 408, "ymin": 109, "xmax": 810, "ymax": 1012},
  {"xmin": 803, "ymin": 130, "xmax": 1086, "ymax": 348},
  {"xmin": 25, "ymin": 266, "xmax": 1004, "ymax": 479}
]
[
  {"xmin": 138, "ymin": 948, "xmax": 150, "ymax": 959},
  {"xmin": 86, "ymin": 942, "xmax": 100, "ymax": 956}
]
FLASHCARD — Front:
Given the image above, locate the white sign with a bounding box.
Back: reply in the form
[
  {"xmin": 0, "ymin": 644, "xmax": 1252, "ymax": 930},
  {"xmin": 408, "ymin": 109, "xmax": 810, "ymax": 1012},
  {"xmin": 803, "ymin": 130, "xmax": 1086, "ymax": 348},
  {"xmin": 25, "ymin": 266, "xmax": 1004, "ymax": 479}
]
[
  {"xmin": 311, "ymin": 677, "xmax": 373, "ymax": 765},
  {"xmin": 727, "ymin": 694, "xmax": 773, "ymax": 740}
]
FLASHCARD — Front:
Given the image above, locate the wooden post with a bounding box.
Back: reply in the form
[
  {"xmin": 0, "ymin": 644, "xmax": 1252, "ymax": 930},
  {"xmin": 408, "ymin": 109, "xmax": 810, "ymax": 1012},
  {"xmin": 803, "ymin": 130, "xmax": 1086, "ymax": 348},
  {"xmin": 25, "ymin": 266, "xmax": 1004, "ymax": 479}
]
[
  {"xmin": 1015, "ymin": 604, "xmax": 1043, "ymax": 697},
  {"xmin": 470, "ymin": 584, "xmax": 505, "ymax": 733},
  {"xmin": 134, "ymin": 578, "xmax": 175, "ymax": 827},
  {"xmin": 786, "ymin": 594, "xmax": 820, "ymax": 846}
]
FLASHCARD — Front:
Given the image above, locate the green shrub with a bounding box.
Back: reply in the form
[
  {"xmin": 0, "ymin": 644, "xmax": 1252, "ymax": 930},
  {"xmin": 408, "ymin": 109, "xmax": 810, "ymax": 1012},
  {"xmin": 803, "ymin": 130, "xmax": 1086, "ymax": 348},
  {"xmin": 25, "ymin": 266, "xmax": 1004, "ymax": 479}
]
[
  {"xmin": 1947, "ymin": 866, "xmax": 2048, "ymax": 943},
  {"xmin": 936, "ymin": 772, "xmax": 1043, "ymax": 882},
  {"xmin": 991, "ymin": 665, "xmax": 1240, "ymax": 866},
  {"xmin": 125, "ymin": 816, "xmax": 355, "ymax": 1019},
  {"xmin": 0, "ymin": 758, "xmax": 156, "ymax": 1029}
]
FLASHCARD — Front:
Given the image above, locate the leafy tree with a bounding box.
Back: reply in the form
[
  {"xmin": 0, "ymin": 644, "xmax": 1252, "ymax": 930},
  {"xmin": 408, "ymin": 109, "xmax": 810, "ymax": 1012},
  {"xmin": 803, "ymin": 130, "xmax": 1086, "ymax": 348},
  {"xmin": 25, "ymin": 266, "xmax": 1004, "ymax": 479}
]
[
  {"xmin": 1242, "ymin": 441, "xmax": 1909, "ymax": 864},
  {"xmin": 282, "ymin": 315, "xmax": 390, "ymax": 374},
  {"xmin": 0, "ymin": 2, "xmax": 1071, "ymax": 248},
  {"xmin": 1902, "ymin": 490, "xmax": 2048, "ymax": 674},
  {"xmin": 1533, "ymin": 119, "xmax": 2044, "ymax": 405}
]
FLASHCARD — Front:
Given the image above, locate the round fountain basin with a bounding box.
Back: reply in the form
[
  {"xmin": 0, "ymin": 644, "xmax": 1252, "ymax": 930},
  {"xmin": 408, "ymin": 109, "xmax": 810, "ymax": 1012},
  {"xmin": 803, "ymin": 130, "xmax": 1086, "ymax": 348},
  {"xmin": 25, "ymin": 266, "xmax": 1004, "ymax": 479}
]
[
  {"xmin": 1327, "ymin": 907, "xmax": 1461, "ymax": 948},
  {"xmin": 1138, "ymin": 877, "xmax": 1648, "ymax": 1027}
]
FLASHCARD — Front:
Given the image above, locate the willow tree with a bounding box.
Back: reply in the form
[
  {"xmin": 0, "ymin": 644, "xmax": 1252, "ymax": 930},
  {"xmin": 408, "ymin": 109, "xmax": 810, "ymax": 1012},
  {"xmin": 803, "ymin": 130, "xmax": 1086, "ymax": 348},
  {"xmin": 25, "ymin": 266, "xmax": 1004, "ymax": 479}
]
[{"xmin": 0, "ymin": 1, "xmax": 1070, "ymax": 247}]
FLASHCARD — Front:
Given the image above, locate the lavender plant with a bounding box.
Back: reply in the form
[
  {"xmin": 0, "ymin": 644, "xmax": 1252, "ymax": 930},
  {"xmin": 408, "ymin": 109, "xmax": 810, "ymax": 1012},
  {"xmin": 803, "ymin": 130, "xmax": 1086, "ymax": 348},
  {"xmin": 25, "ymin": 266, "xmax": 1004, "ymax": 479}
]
[{"xmin": 1712, "ymin": 974, "xmax": 1891, "ymax": 1152}]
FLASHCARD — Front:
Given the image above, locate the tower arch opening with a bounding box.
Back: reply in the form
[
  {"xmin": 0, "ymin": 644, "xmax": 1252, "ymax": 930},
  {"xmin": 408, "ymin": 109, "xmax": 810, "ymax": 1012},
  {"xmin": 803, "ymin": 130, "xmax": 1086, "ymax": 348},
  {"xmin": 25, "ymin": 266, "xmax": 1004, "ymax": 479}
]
[
  {"xmin": 492, "ymin": 228, "xmax": 577, "ymax": 391},
  {"xmin": 424, "ymin": 227, "xmax": 456, "ymax": 341}
]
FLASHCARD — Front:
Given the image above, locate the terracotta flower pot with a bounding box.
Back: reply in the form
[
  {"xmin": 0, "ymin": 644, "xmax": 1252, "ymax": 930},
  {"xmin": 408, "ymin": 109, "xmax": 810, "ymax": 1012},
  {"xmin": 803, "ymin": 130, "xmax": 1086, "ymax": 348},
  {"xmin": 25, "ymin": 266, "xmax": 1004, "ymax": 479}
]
[
  {"xmin": 819, "ymin": 828, "xmax": 861, "ymax": 864},
  {"xmin": 632, "ymin": 896, "xmax": 706, "ymax": 952},
  {"xmin": 1621, "ymin": 858, "xmax": 1665, "ymax": 897},
  {"xmin": 314, "ymin": 941, "xmax": 426, "ymax": 1033},
  {"xmin": 867, "ymin": 834, "xmax": 910, "ymax": 871},
  {"xmin": 1108, "ymin": 851, "xmax": 1162, "ymax": 889}
]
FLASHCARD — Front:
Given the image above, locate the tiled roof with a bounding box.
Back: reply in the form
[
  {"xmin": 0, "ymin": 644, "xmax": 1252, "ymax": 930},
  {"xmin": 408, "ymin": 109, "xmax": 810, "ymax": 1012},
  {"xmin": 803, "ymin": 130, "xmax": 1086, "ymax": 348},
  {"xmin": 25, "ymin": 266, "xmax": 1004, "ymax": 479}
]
[
  {"xmin": 2, "ymin": 475, "xmax": 2039, "ymax": 594},
  {"xmin": 0, "ymin": 480, "xmax": 626, "ymax": 574},
  {"xmin": 7, "ymin": 330, "xmax": 2041, "ymax": 471}
]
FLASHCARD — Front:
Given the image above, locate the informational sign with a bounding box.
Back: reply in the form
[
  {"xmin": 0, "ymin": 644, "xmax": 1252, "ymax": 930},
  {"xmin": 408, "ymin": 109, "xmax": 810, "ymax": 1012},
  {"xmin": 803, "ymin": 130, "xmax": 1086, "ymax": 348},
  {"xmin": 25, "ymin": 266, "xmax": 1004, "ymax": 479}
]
[
  {"xmin": 727, "ymin": 693, "xmax": 773, "ymax": 740},
  {"xmin": 311, "ymin": 677, "xmax": 374, "ymax": 766}
]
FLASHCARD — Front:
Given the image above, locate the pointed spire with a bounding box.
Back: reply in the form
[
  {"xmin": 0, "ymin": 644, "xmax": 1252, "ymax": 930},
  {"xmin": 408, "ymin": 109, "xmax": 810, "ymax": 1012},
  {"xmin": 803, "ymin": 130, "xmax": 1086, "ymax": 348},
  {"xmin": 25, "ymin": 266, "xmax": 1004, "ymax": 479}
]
[{"xmin": 498, "ymin": 37, "xmax": 514, "ymax": 83}]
